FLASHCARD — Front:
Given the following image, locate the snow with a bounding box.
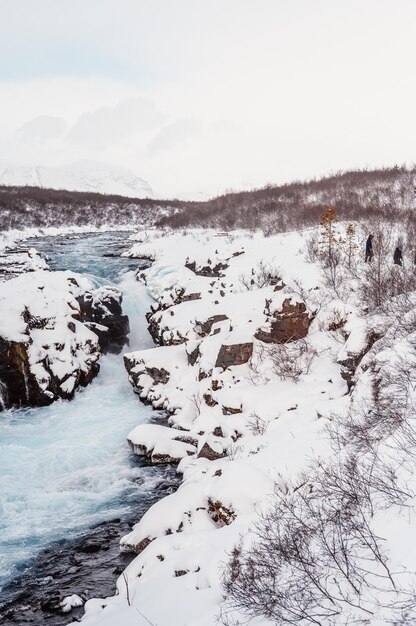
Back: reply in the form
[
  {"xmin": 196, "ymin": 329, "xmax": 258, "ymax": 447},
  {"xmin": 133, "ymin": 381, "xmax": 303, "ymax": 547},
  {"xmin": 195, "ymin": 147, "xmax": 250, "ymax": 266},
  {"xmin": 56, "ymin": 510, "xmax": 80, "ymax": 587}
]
[
  {"xmin": 61, "ymin": 594, "xmax": 84, "ymax": 613},
  {"xmin": 0, "ymin": 159, "xmax": 153, "ymax": 198},
  {"xmin": 0, "ymin": 223, "xmax": 408, "ymax": 626},
  {"xmin": 68, "ymin": 227, "xmax": 361, "ymax": 625}
]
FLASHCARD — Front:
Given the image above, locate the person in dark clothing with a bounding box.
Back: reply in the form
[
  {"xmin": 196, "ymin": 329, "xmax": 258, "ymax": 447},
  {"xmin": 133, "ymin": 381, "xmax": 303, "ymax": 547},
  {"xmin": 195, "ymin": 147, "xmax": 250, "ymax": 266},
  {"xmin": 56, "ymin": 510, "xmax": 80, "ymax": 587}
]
[
  {"xmin": 365, "ymin": 234, "xmax": 374, "ymax": 262},
  {"xmin": 393, "ymin": 245, "xmax": 403, "ymax": 266}
]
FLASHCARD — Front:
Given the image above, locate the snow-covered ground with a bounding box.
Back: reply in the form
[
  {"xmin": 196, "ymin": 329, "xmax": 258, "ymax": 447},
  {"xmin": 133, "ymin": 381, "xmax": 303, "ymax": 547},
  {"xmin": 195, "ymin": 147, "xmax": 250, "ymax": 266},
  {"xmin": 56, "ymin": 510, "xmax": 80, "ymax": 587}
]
[
  {"xmin": 0, "ymin": 159, "xmax": 153, "ymax": 198},
  {"xmin": 64, "ymin": 225, "xmax": 416, "ymax": 626},
  {"xmin": 2, "ymin": 223, "xmax": 414, "ymax": 625}
]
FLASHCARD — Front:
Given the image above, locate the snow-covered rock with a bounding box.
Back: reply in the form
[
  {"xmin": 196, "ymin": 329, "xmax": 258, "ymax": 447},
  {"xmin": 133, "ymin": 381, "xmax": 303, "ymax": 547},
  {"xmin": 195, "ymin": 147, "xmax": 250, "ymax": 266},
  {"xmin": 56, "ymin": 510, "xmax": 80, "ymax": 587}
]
[
  {"xmin": 0, "ymin": 247, "xmax": 49, "ymax": 280},
  {"xmin": 0, "ymin": 270, "xmax": 129, "ymax": 410},
  {"xmin": 60, "ymin": 594, "xmax": 84, "ymax": 613},
  {"xmin": 77, "ymin": 226, "xmax": 405, "ymax": 626}
]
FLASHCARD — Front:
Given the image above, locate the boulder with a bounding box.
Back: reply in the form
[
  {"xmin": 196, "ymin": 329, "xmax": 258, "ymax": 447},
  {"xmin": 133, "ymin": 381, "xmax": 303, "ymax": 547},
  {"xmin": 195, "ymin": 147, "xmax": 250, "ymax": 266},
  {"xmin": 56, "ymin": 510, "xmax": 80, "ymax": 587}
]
[
  {"xmin": 338, "ymin": 331, "xmax": 381, "ymax": 392},
  {"xmin": 77, "ymin": 286, "xmax": 129, "ymax": 353},
  {"xmin": 255, "ymin": 297, "xmax": 310, "ymax": 344},
  {"xmin": 127, "ymin": 423, "xmax": 198, "ymax": 465},
  {"xmin": 123, "ymin": 354, "xmax": 170, "ymax": 396},
  {"xmin": 215, "ymin": 342, "xmax": 253, "ymax": 369},
  {"xmin": 195, "ymin": 314, "xmax": 229, "ymax": 337},
  {"xmin": 198, "ymin": 441, "xmax": 225, "ymax": 461}
]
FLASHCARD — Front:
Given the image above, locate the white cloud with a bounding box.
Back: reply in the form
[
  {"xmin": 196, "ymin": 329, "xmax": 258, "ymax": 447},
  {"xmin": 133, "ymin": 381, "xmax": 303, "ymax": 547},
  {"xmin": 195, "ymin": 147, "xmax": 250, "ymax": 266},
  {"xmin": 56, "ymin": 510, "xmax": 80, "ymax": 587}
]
[
  {"xmin": 146, "ymin": 119, "xmax": 203, "ymax": 155},
  {"xmin": 0, "ymin": 1, "xmax": 416, "ymax": 197},
  {"xmin": 67, "ymin": 97, "xmax": 166, "ymax": 148},
  {"xmin": 16, "ymin": 116, "xmax": 68, "ymax": 142}
]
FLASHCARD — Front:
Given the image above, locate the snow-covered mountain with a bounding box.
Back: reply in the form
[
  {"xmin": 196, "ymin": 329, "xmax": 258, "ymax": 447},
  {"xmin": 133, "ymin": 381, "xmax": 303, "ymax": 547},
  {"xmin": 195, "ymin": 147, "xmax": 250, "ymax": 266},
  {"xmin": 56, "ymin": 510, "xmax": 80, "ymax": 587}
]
[{"xmin": 0, "ymin": 160, "xmax": 153, "ymax": 198}]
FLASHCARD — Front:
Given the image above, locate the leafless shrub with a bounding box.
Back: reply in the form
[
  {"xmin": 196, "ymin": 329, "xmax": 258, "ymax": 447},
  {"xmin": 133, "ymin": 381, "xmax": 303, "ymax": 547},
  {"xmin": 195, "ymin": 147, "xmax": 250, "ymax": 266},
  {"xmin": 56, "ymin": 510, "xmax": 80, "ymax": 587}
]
[
  {"xmin": 223, "ymin": 303, "xmax": 416, "ymax": 626},
  {"xmin": 247, "ymin": 412, "xmax": 268, "ymax": 435},
  {"xmin": 272, "ymin": 340, "xmax": 317, "ymax": 382},
  {"xmin": 239, "ymin": 260, "xmax": 282, "ymax": 291},
  {"xmin": 321, "ymin": 249, "xmax": 345, "ymax": 298},
  {"xmin": 248, "ymin": 340, "xmax": 317, "ymax": 384},
  {"xmin": 188, "ymin": 392, "xmax": 204, "ymax": 417},
  {"xmin": 222, "ymin": 450, "xmax": 415, "ymax": 625},
  {"xmin": 305, "ymin": 233, "xmax": 320, "ymax": 263},
  {"xmin": 249, "ymin": 340, "xmax": 317, "ymax": 384}
]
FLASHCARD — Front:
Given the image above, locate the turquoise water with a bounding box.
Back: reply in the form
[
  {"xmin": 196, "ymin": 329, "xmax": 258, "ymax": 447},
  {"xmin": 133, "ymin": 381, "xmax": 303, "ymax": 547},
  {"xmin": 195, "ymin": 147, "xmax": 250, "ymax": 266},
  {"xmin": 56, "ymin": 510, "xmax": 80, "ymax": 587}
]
[{"xmin": 0, "ymin": 232, "xmax": 158, "ymax": 590}]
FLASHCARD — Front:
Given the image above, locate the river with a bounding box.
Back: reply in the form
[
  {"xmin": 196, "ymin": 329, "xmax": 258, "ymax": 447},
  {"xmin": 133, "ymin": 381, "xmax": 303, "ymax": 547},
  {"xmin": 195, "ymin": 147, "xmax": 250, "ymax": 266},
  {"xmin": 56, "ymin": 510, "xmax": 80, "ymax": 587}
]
[{"xmin": 0, "ymin": 231, "xmax": 175, "ymax": 623}]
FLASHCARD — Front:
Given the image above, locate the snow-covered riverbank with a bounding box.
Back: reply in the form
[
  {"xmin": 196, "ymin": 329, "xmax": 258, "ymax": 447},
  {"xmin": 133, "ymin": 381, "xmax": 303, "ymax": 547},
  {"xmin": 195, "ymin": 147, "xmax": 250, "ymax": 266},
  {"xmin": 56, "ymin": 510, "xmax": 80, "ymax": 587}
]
[
  {"xmin": 58, "ymin": 228, "xmax": 358, "ymax": 625},
  {"xmin": 67, "ymin": 226, "xmax": 416, "ymax": 625},
  {"xmin": 0, "ymin": 232, "xmax": 176, "ymax": 624},
  {"xmin": 3, "ymin": 225, "xmax": 416, "ymax": 625}
]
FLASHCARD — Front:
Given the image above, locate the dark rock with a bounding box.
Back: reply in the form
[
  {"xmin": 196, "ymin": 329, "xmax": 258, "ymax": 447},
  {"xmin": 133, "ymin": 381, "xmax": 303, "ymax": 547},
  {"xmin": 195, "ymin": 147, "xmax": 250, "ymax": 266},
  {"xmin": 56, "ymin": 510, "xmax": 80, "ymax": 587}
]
[
  {"xmin": 198, "ymin": 442, "xmax": 225, "ymax": 461},
  {"xmin": 195, "ymin": 314, "xmax": 228, "ymax": 337},
  {"xmin": 174, "ymin": 570, "xmax": 188, "ymax": 577},
  {"xmin": 222, "ymin": 405, "xmax": 243, "ymax": 415},
  {"xmin": 185, "ymin": 260, "xmax": 228, "ymax": 277},
  {"xmin": 0, "ymin": 338, "xmax": 99, "ymax": 411},
  {"xmin": 203, "ymin": 393, "xmax": 218, "ymax": 407},
  {"xmin": 215, "ymin": 342, "xmax": 253, "ymax": 369},
  {"xmin": 338, "ymin": 331, "xmax": 381, "ymax": 392},
  {"xmin": 255, "ymin": 298, "xmax": 310, "ymax": 344},
  {"xmin": 208, "ymin": 499, "xmax": 236, "ymax": 526},
  {"xmin": 124, "ymin": 355, "xmax": 170, "ymax": 396},
  {"xmin": 186, "ymin": 342, "xmax": 201, "ymax": 366},
  {"xmin": 77, "ymin": 288, "xmax": 129, "ymax": 354},
  {"xmin": 134, "ymin": 537, "xmax": 153, "ymax": 556}
]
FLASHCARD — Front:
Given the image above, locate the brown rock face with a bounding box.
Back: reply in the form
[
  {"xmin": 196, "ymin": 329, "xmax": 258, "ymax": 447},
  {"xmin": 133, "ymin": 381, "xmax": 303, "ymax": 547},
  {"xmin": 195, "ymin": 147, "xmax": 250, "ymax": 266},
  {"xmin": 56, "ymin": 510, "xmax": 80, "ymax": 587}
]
[
  {"xmin": 215, "ymin": 342, "xmax": 253, "ymax": 369},
  {"xmin": 0, "ymin": 337, "xmax": 99, "ymax": 410},
  {"xmin": 255, "ymin": 298, "xmax": 310, "ymax": 344},
  {"xmin": 198, "ymin": 441, "xmax": 225, "ymax": 461},
  {"xmin": 0, "ymin": 340, "xmax": 33, "ymax": 408}
]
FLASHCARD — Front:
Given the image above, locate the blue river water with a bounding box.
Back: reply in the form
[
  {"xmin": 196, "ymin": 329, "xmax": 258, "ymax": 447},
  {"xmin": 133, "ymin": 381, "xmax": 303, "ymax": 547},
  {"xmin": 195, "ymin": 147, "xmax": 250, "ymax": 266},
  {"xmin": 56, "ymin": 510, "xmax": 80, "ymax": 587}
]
[{"xmin": 0, "ymin": 231, "xmax": 158, "ymax": 591}]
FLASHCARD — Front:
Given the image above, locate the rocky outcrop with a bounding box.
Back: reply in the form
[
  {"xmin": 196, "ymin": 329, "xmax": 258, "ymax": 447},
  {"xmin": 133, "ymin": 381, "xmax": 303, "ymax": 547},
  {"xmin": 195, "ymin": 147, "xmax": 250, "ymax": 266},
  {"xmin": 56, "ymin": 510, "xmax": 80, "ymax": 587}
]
[
  {"xmin": 255, "ymin": 297, "xmax": 310, "ymax": 344},
  {"xmin": 77, "ymin": 286, "xmax": 129, "ymax": 354},
  {"xmin": 215, "ymin": 342, "xmax": 253, "ymax": 369},
  {"xmin": 127, "ymin": 423, "xmax": 198, "ymax": 465},
  {"xmin": 198, "ymin": 441, "xmax": 225, "ymax": 461},
  {"xmin": 124, "ymin": 353, "xmax": 171, "ymax": 397},
  {"xmin": 338, "ymin": 331, "xmax": 381, "ymax": 392},
  {"xmin": 0, "ymin": 327, "xmax": 99, "ymax": 410},
  {"xmin": 0, "ymin": 272, "xmax": 129, "ymax": 411},
  {"xmin": 185, "ymin": 260, "xmax": 228, "ymax": 277}
]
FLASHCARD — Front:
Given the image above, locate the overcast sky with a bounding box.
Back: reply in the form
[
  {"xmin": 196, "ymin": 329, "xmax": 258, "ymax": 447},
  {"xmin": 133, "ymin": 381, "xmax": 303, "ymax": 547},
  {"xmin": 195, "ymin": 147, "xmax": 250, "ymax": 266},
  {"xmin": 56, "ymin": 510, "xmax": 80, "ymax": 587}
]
[{"xmin": 0, "ymin": 0, "xmax": 415, "ymax": 198}]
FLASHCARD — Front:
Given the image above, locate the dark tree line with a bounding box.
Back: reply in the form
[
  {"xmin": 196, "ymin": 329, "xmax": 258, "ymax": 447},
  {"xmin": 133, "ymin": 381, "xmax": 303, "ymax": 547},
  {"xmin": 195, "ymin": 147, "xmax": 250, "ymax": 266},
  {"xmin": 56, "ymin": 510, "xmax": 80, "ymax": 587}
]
[
  {"xmin": 157, "ymin": 165, "xmax": 416, "ymax": 233},
  {"xmin": 1, "ymin": 165, "xmax": 415, "ymax": 234},
  {"xmin": 0, "ymin": 185, "xmax": 185, "ymax": 231}
]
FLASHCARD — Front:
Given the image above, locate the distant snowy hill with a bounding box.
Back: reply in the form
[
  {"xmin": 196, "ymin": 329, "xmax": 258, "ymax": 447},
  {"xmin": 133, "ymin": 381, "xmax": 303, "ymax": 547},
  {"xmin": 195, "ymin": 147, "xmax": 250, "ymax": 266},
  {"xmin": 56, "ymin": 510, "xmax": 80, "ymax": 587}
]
[{"xmin": 0, "ymin": 160, "xmax": 153, "ymax": 198}]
